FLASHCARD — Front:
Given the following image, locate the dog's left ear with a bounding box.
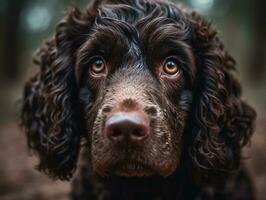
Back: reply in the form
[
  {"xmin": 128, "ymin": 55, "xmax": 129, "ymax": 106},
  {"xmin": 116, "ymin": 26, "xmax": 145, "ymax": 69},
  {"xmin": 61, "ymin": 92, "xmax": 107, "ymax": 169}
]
[
  {"xmin": 183, "ymin": 10, "xmax": 256, "ymax": 180},
  {"xmin": 21, "ymin": 8, "xmax": 95, "ymax": 180}
]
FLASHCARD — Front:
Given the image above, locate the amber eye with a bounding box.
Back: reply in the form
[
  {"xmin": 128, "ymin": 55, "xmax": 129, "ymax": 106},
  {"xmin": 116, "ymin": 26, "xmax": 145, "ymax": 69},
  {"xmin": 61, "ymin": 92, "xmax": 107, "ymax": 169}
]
[
  {"xmin": 163, "ymin": 58, "xmax": 179, "ymax": 75},
  {"xmin": 90, "ymin": 58, "xmax": 106, "ymax": 74}
]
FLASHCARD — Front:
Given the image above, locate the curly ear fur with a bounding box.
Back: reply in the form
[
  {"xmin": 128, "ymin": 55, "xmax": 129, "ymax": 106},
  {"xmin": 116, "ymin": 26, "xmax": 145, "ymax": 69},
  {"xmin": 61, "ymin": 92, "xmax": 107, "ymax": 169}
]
[
  {"xmin": 184, "ymin": 11, "xmax": 256, "ymax": 181},
  {"xmin": 21, "ymin": 8, "xmax": 95, "ymax": 180}
]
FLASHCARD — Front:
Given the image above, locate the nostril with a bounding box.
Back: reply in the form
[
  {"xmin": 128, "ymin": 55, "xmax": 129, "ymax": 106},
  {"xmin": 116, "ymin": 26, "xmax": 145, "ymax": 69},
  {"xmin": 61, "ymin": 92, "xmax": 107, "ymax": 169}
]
[
  {"xmin": 132, "ymin": 128, "xmax": 144, "ymax": 137},
  {"xmin": 132, "ymin": 129, "xmax": 143, "ymax": 137},
  {"xmin": 106, "ymin": 126, "xmax": 124, "ymax": 143},
  {"xmin": 130, "ymin": 127, "xmax": 149, "ymax": 142},
  {"xmin": 112, "ymin": 128, "xmax": 122, "ymax": 137},
  {"xmin": 132, "ymin": 127, "xmax": 147, "ymax": 137}
]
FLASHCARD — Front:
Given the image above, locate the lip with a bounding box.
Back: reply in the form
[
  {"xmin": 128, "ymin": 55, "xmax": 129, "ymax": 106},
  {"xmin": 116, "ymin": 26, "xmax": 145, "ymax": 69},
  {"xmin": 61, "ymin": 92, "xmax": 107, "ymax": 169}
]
[{"xmin": 111, "ymin": 161, "xmax": 155, "ymax": 177}]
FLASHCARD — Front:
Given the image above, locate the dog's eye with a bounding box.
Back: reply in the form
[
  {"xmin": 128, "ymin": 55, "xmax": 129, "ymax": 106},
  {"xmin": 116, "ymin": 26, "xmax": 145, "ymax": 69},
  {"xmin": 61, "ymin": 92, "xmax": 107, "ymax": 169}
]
[
  {"xmin": 90, "ymin": 57, "xmax": 106, "ymax": 74},
  {"xmin": 163, "ymin": 58, "xmax": 179, "ymax": 75}
]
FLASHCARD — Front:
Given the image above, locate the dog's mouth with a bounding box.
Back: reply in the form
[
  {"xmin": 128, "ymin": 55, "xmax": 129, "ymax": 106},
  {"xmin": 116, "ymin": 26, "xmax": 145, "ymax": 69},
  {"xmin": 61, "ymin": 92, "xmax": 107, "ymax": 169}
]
[{"xmin": 110, "ymin": 161, "xmax": 156, "ymax": 177}]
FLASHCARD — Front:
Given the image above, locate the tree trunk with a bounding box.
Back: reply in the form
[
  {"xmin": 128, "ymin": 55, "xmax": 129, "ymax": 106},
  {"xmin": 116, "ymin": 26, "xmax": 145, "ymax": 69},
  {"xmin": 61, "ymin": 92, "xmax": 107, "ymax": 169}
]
[
  {"xmin": 247, "ymin": 0, "xmax": 266, "ymax": 84},
  {"xmin": 1, "ymin": 0, "xmax": 26, "ymax": 81}
]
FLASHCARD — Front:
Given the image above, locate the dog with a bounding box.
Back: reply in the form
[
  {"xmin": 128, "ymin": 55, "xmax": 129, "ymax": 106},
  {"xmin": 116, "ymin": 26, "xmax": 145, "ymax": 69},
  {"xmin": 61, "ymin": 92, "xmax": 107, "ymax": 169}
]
[{"xmin": 21, "ymin": 0, "xmax": 256, "ymax": 199}]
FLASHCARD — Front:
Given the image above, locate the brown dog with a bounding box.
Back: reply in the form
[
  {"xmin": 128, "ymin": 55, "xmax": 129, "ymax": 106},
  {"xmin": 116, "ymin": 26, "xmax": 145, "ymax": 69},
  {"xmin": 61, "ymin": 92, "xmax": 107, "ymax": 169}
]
[{"xmin": 21, "ymin": 0, "xmax": 256, "ymax": 199}]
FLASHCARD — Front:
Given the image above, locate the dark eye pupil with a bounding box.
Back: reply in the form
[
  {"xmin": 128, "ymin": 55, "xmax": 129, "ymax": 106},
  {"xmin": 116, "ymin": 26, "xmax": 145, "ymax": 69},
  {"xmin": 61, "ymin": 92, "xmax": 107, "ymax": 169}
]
[
  {"xmin": 95, "ymin": 60, "xmax": 103, "ymax": 67},
  {"xmin": 167, "ymin": 61, "xmax": 176, "ymax": 68}
]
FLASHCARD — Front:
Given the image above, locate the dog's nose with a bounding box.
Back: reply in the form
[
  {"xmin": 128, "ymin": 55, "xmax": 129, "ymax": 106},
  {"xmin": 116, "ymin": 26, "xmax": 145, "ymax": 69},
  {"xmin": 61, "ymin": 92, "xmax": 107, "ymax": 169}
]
[{"xmin": 104, "ymin": 111, "xmax": 150, "ymax": 144}]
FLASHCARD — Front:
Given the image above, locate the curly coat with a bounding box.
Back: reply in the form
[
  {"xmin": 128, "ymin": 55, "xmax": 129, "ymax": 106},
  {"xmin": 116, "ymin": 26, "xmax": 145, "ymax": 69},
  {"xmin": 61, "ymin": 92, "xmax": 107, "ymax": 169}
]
[{"xmin": 21, "ymin": 0, "xmax": 256, "ymax": 199}]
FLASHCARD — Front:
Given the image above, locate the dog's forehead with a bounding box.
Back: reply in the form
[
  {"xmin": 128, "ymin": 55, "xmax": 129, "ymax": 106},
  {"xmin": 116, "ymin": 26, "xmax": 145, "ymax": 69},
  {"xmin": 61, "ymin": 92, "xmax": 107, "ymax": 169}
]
[
  {"xmin": 95, "ymin": 1, "xmax": 183, "ymax": 30},
  {"xmin": 92, "ymin": 4, "xmax": 188, "ymax": 55}
]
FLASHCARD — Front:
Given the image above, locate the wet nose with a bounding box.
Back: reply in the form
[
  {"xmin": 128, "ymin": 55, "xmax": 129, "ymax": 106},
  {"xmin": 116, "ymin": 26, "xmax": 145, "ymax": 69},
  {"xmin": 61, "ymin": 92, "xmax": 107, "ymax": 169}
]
[{"xmin": 104, "ymin": 111, "xmax": 150, "ymax": 144}]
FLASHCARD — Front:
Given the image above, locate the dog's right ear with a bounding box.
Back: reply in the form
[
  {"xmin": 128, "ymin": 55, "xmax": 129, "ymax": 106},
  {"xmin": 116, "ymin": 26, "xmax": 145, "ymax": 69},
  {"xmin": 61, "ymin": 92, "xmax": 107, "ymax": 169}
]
[{"xmin": 21, "ymin": 8, "xmax": 96, "ymax": 180}]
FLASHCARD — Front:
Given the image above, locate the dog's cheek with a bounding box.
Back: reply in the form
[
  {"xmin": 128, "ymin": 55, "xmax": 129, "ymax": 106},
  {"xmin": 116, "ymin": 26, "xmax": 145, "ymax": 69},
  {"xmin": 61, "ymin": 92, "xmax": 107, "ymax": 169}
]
[
  {"xmin": 90, "ymin": 110, "xmax": 108, "ymax": 171},
  {"xmin": 89, "ymin": 104, "xmax": 125, "ymax": 175},
  {"xmin": 179, "ymin": 90, "xmax": 193, "ymax": 112},
  {"xmin": 148, "ymin": 114, "xmax": 182, "ymax": 174},
  {"xmin": 166, "ymin": 106, "xmax": 188, "ymax": 162}
]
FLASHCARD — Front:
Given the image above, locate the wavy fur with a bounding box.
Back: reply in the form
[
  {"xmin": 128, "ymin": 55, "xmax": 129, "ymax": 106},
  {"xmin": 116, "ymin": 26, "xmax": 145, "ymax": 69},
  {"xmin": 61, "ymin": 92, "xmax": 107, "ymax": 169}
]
[{"xmin": 21, "ymin": 0, "xmax": 256, "ymax": 198}]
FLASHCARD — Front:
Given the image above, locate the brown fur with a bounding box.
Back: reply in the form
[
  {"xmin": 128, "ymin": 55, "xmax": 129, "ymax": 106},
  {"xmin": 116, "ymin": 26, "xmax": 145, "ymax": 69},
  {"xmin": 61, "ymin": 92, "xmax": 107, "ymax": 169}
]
[{"xmin": 21, "ymin": 0, "xmax": 256, "ymax": 199}]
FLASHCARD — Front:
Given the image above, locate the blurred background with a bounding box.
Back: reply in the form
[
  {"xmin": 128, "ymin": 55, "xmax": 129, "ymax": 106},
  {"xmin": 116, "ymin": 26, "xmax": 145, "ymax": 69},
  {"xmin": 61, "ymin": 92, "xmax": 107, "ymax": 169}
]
[{"xmin": 0, "ymin": 0, "xmax": 265, "ymax": 199}]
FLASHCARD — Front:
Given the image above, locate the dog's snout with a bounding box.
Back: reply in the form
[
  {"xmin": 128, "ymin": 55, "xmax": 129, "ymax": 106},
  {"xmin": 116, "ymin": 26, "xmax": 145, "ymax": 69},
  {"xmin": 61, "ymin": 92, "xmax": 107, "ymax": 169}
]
[{"xmin": 104, "ymin": 111, "xmax": 150, "ymax": 144}]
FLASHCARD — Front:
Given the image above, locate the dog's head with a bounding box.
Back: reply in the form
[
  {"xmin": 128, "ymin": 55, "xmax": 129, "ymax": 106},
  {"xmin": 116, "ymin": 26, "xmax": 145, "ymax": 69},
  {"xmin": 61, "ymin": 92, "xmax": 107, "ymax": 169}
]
[{"xmin": 21, "ymin": 0, "xmax": 256, "ymax": 181}]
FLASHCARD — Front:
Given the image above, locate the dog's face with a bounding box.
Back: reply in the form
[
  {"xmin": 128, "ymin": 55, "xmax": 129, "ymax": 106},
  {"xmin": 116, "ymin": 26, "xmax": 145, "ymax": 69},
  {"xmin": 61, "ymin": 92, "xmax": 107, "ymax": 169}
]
[
  {"xmin": 76, "ymin": 11, "xmax": 195, "ymax": 176},
  {"xmin": 21, "ymin": 0, "xmax": 256, "ymax": 181}
]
